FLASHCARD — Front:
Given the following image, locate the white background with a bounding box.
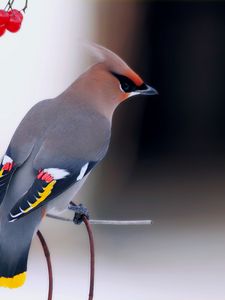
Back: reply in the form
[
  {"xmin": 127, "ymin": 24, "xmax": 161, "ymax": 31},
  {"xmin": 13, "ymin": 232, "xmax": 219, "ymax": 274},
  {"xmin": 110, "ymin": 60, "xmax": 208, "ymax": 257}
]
[{"xmin": 1, "ymin": 1, "xmax": 225, "ymax": 300}]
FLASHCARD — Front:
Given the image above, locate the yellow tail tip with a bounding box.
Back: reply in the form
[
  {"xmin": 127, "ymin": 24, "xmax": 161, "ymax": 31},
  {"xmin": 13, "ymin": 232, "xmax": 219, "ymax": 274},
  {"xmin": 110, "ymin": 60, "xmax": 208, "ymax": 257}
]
[{"xmin": 0, "ymin": 272, "xmax": 26, "ymax": 288}]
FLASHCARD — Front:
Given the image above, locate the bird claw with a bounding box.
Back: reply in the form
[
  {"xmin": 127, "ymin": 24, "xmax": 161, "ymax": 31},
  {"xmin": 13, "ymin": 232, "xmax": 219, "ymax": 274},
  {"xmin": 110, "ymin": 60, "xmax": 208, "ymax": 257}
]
[{"xmin": 68, "ymin": 202, "xmax": 90, "ymax": 225}]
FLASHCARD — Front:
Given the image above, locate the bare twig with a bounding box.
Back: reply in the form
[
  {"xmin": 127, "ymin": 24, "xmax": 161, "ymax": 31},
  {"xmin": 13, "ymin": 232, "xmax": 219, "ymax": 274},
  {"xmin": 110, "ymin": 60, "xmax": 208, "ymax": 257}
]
[
  {"xmin": 37, "ymin": 217, "xmax": 95, "ymax": 300},
  {"xmin": 37, "ymin": 230, "xmax": 53, "ymax": 300},
  {"xmin": 88, "ymin": 220, "xmax": 152, "ymax": 225},
  {"xmin": 46, "ymin": 213, "xmax": 152, "ymax": 225},
  {"xmin": 37, "ymin": 214, "xmax": 151, "ymax": 300},
  {"xmin": 83, "ymin": 217, "xmax": 95, "ymax": 300},
  {"xmin": 46, "ymin": 209, "xmax": 151, "ymax": 299}
]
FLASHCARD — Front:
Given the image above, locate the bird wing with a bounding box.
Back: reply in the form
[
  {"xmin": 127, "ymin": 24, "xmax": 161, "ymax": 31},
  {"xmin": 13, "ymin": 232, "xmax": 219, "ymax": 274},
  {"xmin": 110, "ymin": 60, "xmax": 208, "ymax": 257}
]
[
  {"xmin": 0, "ymin": 100, "xmax": 56, "ymax": 207},
  {"xmin": 0, "ymin": 154, "xmax": 16, "ymax": 206},
  {"xmin": 8, "ymin": 104, "xmax": 110, "ymax": 222},
  {"xmin": 8, "ymin": 161, "xmax": 97, "ymax": 222}
]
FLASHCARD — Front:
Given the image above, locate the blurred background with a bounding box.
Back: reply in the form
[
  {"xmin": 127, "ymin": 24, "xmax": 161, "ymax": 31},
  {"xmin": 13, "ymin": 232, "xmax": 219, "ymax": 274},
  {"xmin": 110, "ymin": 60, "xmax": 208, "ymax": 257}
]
[{"xmin": 1, "ymin": 1, "xmax": 225, "ymax": 299}]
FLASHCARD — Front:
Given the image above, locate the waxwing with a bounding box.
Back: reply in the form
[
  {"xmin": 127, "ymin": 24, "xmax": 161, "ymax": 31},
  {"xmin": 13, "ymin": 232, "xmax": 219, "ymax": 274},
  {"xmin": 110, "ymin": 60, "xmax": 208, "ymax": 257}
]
[{"xmin": 0, "ymin": 42, "xmax": 157, "ymax": 288}]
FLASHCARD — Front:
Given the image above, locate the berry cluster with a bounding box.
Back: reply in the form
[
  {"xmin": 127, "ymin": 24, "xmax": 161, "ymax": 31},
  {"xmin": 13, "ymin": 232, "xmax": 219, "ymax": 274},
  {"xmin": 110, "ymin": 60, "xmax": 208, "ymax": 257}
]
[
  {"xmin": 0, "ymin": 0, "xmax": 28, "ymax": 37},
  {"xmin": 0, "ymin": 9, "xmax": 23, "ymax": 36}
]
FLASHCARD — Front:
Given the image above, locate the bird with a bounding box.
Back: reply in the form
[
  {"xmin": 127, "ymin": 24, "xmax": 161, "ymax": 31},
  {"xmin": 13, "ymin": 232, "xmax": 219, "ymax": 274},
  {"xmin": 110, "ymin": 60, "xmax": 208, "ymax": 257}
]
[{"xmin": 0, "ymin": 42, "xmax": 157, "ymax": 288}]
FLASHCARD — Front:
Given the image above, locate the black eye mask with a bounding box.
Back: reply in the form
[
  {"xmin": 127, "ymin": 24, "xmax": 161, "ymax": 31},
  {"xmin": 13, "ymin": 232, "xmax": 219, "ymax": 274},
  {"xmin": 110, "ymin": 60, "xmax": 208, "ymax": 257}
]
[{"xmin": 111, "ymin": 72, "xmax": 137, "ymax": 93}]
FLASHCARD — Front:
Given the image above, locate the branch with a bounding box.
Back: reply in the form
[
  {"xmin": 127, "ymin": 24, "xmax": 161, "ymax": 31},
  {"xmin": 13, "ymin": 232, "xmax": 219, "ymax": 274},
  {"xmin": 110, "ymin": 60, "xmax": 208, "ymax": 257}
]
[
  {"xmin": 37, "ymin": 230, "xmax": 53, "ymax": 300},
  {"xmin": 39, "ymin": 214, "xmax": 152, "ymax": 300},
  {"xmin": 46, "ymin": 213, "xmax": 152, "ymax": 225},
  {"xmin": 83, "ymin": 217, "xmax": 95, "ymax": 300}
]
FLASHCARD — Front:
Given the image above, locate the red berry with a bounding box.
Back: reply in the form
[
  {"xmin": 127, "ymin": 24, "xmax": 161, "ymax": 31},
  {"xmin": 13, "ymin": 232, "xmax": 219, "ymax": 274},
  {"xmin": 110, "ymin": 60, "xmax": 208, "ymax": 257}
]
[
  {"xmin": 6, "ymin": 14, "xmax": 21, "ymax": 33},
  {"xmin": 0, "ymin": 24, "xmax": 6, "ymax": 36},
  {"xmin": 0, "ymin": 10, "xmax": 9, "ymax": 25},
  {"xmin": 8, "ymin": 9, "xmax": 23, "ymax": 22}
]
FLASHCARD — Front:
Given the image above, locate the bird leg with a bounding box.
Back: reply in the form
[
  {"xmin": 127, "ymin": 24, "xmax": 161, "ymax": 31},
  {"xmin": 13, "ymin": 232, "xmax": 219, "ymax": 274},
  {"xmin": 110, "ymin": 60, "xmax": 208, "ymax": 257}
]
[{"xmin": 68, "ymin": 202, "xmax": 90, "ymax": 225}]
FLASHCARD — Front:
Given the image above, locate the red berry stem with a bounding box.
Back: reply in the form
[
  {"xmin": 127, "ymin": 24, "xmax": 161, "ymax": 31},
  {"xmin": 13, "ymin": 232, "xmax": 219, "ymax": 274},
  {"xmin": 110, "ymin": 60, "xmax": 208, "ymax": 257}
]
[
  {"xmin": 22, "ymin": 0, "xmax": 28, "ymax": 13},
  {"xmin": 4, "ymin": 0, "xmax": 28, "ymax": 13},
  {"xmin": 4, "ymin": 0, "xmax": 14, "ymax": 11}
]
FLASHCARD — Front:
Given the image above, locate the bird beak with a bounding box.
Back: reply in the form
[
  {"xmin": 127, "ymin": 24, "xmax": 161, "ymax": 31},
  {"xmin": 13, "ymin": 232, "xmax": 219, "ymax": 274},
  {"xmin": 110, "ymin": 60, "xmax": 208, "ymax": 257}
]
[{"xmin": 137, "ymin": 83, "xmax": 158, "ymax": 96}]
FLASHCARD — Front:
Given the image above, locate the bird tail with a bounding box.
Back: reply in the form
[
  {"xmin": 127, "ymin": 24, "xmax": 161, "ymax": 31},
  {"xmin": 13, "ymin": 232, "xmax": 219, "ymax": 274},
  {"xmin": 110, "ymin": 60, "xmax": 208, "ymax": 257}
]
[
  {"xmin": 0, "ymin": 212, "xmax": 40, "ymax": 288},
  {"xmin": 0, "ymin": 268, "xmax": 27, "ymax": 289},
  {"xmin": 0, "ymin": 236, "xmax": 31, "ymax": 288}
]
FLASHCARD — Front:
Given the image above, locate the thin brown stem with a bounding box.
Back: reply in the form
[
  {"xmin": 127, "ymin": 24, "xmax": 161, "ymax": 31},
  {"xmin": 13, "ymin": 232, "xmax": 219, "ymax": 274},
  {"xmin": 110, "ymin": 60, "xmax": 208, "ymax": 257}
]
[
  {"xmin": 83, "ymin": 217, "xmax": 95, "ymax": 300},
  {"xmin": 37, "ymin": 220, "xmax": 94, "ymax": 300},
  {"xmin": 37, "ymin": 230, "xmax": 53, "ymax": 300}
]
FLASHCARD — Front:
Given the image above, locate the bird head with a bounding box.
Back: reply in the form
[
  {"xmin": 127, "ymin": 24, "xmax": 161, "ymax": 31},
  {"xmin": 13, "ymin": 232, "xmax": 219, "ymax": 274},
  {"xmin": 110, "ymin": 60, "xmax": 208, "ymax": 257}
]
[
  {"xmin": 83, "ymin": 42, "xmax": 158, "ymax": 103},
  {"xmin": 71, "ymin": 42, "xmax": 158, "ymax": 119}
]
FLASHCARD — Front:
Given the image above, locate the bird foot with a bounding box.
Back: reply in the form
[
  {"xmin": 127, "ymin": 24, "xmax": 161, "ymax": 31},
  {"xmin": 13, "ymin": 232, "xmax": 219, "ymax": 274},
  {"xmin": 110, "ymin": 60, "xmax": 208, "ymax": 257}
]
[{"xmin": 68, "ymin": 202, "xmax": 90, "ymax": 225}]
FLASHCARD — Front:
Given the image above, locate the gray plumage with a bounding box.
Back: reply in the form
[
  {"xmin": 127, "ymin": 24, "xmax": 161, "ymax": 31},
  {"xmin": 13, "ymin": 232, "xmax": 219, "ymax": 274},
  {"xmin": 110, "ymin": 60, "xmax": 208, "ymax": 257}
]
[
  {"xmin": 0, "ymin": 42, "xmax": 157, "ymax": 288},
  {"xmin": 0, "ymin": 85, "xmax": 110, "ymax": 281}
]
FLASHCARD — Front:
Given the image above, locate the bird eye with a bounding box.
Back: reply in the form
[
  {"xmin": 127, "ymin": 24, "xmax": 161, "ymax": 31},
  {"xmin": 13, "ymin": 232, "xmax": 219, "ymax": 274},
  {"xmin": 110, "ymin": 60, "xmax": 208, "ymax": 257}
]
[
  {"xmin": 121, "ymin": 81, "xmax": 131, "ymax": 92},
  {"xmin": 111, "ymin": 72, "xmax": 136, "ymax": 93}
]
